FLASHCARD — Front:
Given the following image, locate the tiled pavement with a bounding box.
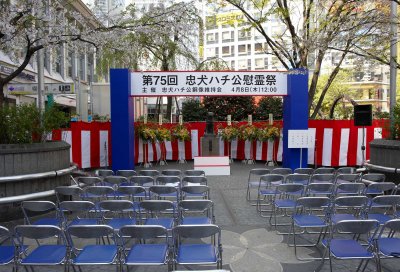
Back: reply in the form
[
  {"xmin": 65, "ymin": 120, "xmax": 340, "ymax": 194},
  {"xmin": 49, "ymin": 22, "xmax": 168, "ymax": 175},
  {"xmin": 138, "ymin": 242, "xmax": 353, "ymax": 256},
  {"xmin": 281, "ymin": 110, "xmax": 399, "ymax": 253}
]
[{"xmin": 1, "ymin": 161, "xmax": 399, "ymax": 271}]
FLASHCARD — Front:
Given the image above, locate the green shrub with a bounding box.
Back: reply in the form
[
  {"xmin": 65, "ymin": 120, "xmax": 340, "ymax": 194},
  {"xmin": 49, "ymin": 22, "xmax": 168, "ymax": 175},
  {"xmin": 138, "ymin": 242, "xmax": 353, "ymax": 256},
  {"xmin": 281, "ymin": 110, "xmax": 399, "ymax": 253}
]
[{"xmin": 0, "ymin": 104, "xmax": 68, "ymax": 144}]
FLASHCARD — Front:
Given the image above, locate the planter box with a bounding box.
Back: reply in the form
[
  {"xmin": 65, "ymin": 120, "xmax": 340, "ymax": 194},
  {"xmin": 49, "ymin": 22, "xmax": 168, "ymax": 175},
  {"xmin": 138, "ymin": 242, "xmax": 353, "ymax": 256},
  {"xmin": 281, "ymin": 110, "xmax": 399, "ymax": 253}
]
[
  {"xmin": 369, "ymin": 139, "xmax": 400, "ymax": 183},
  {"xmin": 0, "ymin": 141, "xmax": 71, "ymax": 221}
]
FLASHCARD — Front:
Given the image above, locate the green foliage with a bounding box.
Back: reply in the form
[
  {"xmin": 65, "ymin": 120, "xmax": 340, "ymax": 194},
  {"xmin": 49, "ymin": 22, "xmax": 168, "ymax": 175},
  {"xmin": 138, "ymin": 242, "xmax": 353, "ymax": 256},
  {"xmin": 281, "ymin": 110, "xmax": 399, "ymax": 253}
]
[
  {"xmin": 203, "ymin": 96, "xmax": 255, "ymax": 121},
  {"xmin": 181, "ymin": 99, "xmax": 207, "ymax": 121},
  {"xmin": 254, "ymin": 97, "xmax": 283, "ymax": 120},
  {"xmin": 392, "ymin": 104, "xmax": 400, "ymax": 140},
  {"xmin": 0, "ymin": 104, "xmax": 68, "ymax": 144}
]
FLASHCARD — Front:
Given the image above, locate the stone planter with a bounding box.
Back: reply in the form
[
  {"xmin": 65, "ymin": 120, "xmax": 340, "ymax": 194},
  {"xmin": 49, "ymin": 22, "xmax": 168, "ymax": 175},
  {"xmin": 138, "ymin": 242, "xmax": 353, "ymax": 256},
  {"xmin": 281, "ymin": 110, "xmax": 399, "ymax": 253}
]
[
  {"xmin": 369, "ymin": 139, "xmax": 400, "ymax": 183},
  {"xmin": 0, "ymin": 141, "xmax": 71, "ymax": 221}
]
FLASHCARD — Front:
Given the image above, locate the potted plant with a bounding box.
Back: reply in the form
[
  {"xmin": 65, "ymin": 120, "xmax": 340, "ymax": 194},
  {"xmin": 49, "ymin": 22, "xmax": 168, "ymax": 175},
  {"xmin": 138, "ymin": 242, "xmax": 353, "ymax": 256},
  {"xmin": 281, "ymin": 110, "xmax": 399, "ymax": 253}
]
[
  {"xmin": 135, "ymin": 122, "xmax": 157, "ymax": 167},
  {"xmin": 155, "ymin": 126, "xmax": 172, "ymax": 165},
  {"xmin": 218, "ymin": 124, "xmax": 239, "ymax": 162},
  {"xmin": 172, "ymin": 125, "xmax": 190, "ymax": 163},
  {"xmin": 258, "ymin": 125, "xmax": 281, "ymax": 166},
  {"xmin": 239, "ymin": 124, "xmax": 259, "ymax": 164}
]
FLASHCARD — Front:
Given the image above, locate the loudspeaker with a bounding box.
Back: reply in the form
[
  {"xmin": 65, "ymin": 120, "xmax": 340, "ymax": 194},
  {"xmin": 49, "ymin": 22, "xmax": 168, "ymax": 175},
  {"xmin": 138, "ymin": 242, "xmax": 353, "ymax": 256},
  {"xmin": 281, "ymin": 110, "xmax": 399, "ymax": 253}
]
[{"xmin": 354, "ymin": 104, "xmax": 372, "ymax": 126}]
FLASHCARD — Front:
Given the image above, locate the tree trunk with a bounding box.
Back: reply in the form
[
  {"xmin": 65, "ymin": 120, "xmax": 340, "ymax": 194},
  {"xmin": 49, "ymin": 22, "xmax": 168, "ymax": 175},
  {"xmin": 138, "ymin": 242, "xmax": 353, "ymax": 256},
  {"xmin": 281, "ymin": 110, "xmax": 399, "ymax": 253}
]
[{"xmin": 0, "ymin": 82, "xmax": 5, "ymax": 107}]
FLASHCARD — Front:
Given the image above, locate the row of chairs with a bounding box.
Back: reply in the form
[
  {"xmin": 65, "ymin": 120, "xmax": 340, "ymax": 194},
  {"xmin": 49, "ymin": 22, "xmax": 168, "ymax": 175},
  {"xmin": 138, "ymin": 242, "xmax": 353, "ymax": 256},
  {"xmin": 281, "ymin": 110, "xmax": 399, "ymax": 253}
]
[
  {"xmin": 0, "ymin": 224, "xmax": 222, "ymax": 272},
  {"xmin": 21, "ymin": 199, "xmax": 215, "ymax": 230},
  {"xmin": 94, "ymin": 169, "xmax": 205, "ymax": 179}
]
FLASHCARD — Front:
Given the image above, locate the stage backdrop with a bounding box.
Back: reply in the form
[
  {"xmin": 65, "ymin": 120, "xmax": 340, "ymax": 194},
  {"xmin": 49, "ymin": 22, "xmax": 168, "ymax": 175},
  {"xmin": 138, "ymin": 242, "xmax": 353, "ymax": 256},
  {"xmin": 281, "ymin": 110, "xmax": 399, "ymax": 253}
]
[{"xmin": 51, "ymin": 120, "xmax": 388, "ymax": 169}]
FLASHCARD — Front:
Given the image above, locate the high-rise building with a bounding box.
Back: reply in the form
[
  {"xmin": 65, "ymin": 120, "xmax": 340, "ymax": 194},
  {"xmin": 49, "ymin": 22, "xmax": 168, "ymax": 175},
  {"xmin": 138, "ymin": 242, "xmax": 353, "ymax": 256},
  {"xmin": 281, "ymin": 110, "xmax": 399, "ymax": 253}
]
[{"xmin": 85, "ymin": 0, "xmax": 125, "ymax": 26}]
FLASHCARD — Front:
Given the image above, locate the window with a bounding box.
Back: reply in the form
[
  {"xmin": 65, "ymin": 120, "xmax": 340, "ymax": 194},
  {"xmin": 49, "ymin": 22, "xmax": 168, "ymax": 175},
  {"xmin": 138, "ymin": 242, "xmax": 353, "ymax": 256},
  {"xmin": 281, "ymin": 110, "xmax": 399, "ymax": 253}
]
[
  {"xmin": 255, "ymin": 43, "xmax": 264, "ymax": 54},
  {"xmin": 231, "ymin": 60, "xmax": 235, "ymax": 70},
  {"xmin": 206, "ymin": 33, "xmax": 217, "ymax": 43},
  {"xmin": 67, "ymin": 50, "xmax": 73, "ymax": 78},
  {"xmin": 53, "ymin": 46, "xmax": 62, "ymax": 74},
  {"xmin": 255, "ymin": 58, "xmax": 264, "ymax": 68},
  {"xmin": 222, "ymin": 31, "xmax": 233, "ymax": 41},
  {"xmin": 238, "ymin": 59, "xmax": 247, "ymax": 69},
  {"xmin": 206, "ymin": 47, "xmax": 216, "ymax": 58},
  {"xmin": 238, "ymin": 29, "xmax": 251, "ymax": 40},
  {"xmin": 79, "ymin": 53, "xmax": 85, "ymax": 80},
  {"xmin": 238, "ymin": 44, "xmax": 247, "ymax": 55},
  {"xmin": 222, "ymin": 46, "xmax": 230, "ymax": 56}
]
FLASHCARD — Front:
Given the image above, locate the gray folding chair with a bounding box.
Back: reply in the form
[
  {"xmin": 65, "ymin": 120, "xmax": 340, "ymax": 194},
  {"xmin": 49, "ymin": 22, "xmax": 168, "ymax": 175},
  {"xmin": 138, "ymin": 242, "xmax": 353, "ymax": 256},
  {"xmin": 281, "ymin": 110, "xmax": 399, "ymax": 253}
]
[
  {"xmin": 129, "ymin": 176, "xmax": 155, "ymax": 188},
  {"xmin": 313, "ymin": 167, "xmax": 335, "ymax": 175},
  {"xmin": 334, "ymin": 173, "xmax": 361, "ymax": 184},
  {"xmin": 139, "ymin": 200, "xmax": 176, "ymax": 231},
  {"xmin": 375, "ymin": 219, "xmax": 400, "ymax": 271},
  {"xmin": 82, "ymin": 186, "xmax": 115, "ymax": 202},
  {"xmin": 309, "ymin": 173, "xmax": 335, "ymax": 184},
  {"xmin": 246, "ymin": 168, "xmax": 271, "ymax": 203},
  {"xmin": 294, "ymin": 168, "xmax": 314, "ymax": 175},
  {"xmin": 271, "ymin": 168, "xmax": 292, "ymax": 178},
  {"xmin": 178, "ymin": 200, "xmax": 215, "ymax": 225},
  {"xmin": 103, "ymin": 176, "xmax": 129, "ymax": 188},
  {"xmin": 172, "ymin": 224, "xmax": 222, "ymax": 270},
  {"xmin": 116, "ymin": 185, "xmax": 148, "ymax": 201},
  {"xmin": 0, "ymin": 226, "xmax": 18, "ymax": 272},
  {"xmin": 361, "ymin": 173, "xmax": 386, "ymax": 186},
  {"xmin": 365, "ymin": 182, "xmax": 396, "ymax": 196},
  {"xmin": 66, "ymin": 225, "xmax": 119, "ymax": 271},
  {"xmin": 98, "ymin": 200, "xmax": 137, "ymax": 231},
  {"xmin": 149, "ymin": 185, "xmax": 179, "ymax": 203},
  {"xmin": 336, "ymin": 167, "xmax": 357, "ymax": 174},
  {"xmin": 77, "ymin": 176, "xmax": 102, "ymax": 187},
  {"xmin": 289, "ymin": 196, "xmax": 331, "ymax": 260},
  {"xmin": 366, "ymin": 195, "xmax": 400, "ymax": 225},
  {"xmin": 55, "ymin": 186, "xmax": 84, "ymax": 204},
  {"xmin": 119, "ymin": 225, "xmax": 170, "ymax": 270},
  {"xmin": 330, "ymin": 196, "xmax": 369, "ymax": 225},
  {"xmin": 95, "ymin": 169, "xmax": 114, "ymax": 178},
  {"xmin": 156, "ymin": 175, "xmax": 181, "ymax": 187},
  {"xmin": 59, "ymin": 200, "xmax": 99, "ymax": 227},
  {"xmin": 334, "ymin": 182, "xmax": 366, "ymax": 197},
  {"xmin": 182, "ymin": 176, "xmax": 208, "ymax": 186},
  {"xmin": 319, "ymin": 219, "xmax": 379, "ymax": 272},
  {"xmin": 14, "ymin": 225, "xmax": 67, "ymax": 271},
  {"xmin": 181, "ymin": 185, "xmax": 210, "ymax": 200},
  {"xmin": 256, "ymin": 174, "xmax": 285, "ymax": 217},
  {"xmin": 286, "ymin": 174, "xmax": 310, "ymax": 185},
  {"xmin": 21, "ymin": 201, "xmax": 61, "ymax": 227},
  {"xmin": 139, "ymin": 169, "xmax": 160, "ymax": 177},
  {"xmin": 306, "ymin": 183, "xmax": 335, "ymax": 197}
]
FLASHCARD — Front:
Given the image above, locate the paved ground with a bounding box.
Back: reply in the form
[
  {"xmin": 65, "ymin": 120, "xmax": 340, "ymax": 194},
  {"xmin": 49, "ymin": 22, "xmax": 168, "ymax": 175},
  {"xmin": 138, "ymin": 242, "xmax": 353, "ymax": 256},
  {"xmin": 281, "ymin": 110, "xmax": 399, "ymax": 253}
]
[{"xmin": 1, "ymin": 161, "xmax": 399, "ymax": 271}]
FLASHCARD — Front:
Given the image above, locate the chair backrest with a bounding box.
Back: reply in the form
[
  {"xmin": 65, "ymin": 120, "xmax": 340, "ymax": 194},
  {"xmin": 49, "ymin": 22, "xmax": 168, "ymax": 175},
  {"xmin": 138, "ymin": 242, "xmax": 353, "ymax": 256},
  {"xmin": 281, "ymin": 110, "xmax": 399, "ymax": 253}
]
[
  {"xmin": 55, "ymin": 186, "xmax": 83, "ymax": 202},
  {"xmin": 129, "ymin": 176, "xmax": 155, "ymax": 186},
  {"xmin": 116, "ymin": 170, "xmax": 137, "ymax": 178},
  {"xmin": 334, "ymin": 183, "xmax": 366, "ymax": 196},
  {"xmin": 173, "ymin": 224, "xmax": 220, "ymax": 239},
  {"xmin": 95, "ymin": 169, "xmax": 114, "ymax": 177},
  {"xmin": 103, "ymin": 176, "xmax": 128, "ymax": 187},
  {"xmin": 119, "ymin": 225, "xmax": 168, "ymax": 239},
  {"xmin": 248, "ymin": 168, "xmax": 270, "ymax": 180},
  {"xmin": 83, "ymin": 186, "xmax": 115, "ymax": 199},
  {"xmin": 366, "ymin": 182, "xmax": 396, "ymax": 195},
  {"xmin": 336, "ymin": 167, "xmax": 356, "ymax": 174},
  {"xmin": 379, "ymin": 219, "xmax": 400, "ymax": 236},
  {"xmin": 98, "ymin": 200, "xmax": 135, "ymax": 213},
  {"xmin": 333, "ymin": 219, "xmax": 379, "ymax": 235},
  {"xmin": 182, "ymin": 176, "xmax": 208, "ymax": 186},
  {"xmin": 286, "ymin": 174, "xmax": 310, "ymax": 185},
  {"xmin": 335, "ymin": 173, "xmax": 360, "ymax": 183},
  {"xmin": 149, "ymin": 185, "xmax": 179, "ymax": 198},
  {"xmin": 271, "ymin": 168, "xmax": 292, "ymax": 176},
  {"xmin": 22, "ymin": 201, "xmax": 56, "ymax": 213},
  {"xmin": 294, "ymin": 168, "xmax": 314, "ymax": 175},
  {"xmin": 117, "ymin": 186, "xmax": 147, "ymax": 198},
  {"xmin": 306, "ymin": 183, "xmax": 334, "ymax": 195},
  {"xmin": 139, "ymin": 200, "xmax": 175, "ymax": 212},
  {"xmin": 184, "ymin": 170, "xmax": 205, "ymax": 176},
  {"xmin": 179, "ymin": 200, "xmax": 213, "ymax": 212},
  {"xmin": 333, "ymin": 196, "xmax": 369, "ymax": 209},
  {"xmin": 162, "ymin": 169, "xmax": 182, "ymax": 176},
  {"xmin": 362, "ymin": 173, "xmax": 386, "ymax": 183},
  {"xmin": 314, "ymin": 167, "xmax": 335, "ymax": 175},
  {"xmin": 77, "ymin": 176, "xmax": 102, "ymax": 187},
  {"xmin": 369, "ymin": 195, "xmax": 400, "ymax": 208},
  {"xmin": 0, "ymin": 226, "xmax": 11, "ymax": 242},
  {"xmin": 259, "ymin": 174, "xmax": 285, "ymax": 186},
  {"xmin": 156, "ymin": 176, "xmax": 180, "ymax": 186},
  {"xmin": 15, "ymin": 225, "xmax": 64, "ymax": 241},
  {"xmin": 138, "ymin": 169, "xmax": 160, "ymax": 177},
  {"xmin": 181, "ymin": 185, "xmax": 210, "ymax": 198},
  {"xmin": 59, "ymin": 200, "xmax": 96, "ymax": 213},
  {"xmin": 276, "ymin": 183, "xmax": 304, "ymax": 195},
  {"xmin": 310, "ymin": 173, "xmax": 335, "ymax": 183},
  {"xmin": 67, "ymin": 225, "xmax": 115, "ymax": 240},
  {"xmin": 296, "ymin": 196, "xmax": 331, "ymax": 209}
]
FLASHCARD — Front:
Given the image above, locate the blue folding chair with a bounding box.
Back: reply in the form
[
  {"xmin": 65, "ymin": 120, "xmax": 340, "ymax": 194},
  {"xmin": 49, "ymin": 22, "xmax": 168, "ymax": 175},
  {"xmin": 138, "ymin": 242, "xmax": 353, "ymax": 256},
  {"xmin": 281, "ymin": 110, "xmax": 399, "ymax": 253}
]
[
  {"xmin": 119, "ymin": 225, "xmax": 170, "ymax": 270},
  {"xmin": 98, "ymin": 200, "xmax": 138, "ymax": 231},
  {"xmin": 21, "ymin": 201, "xmax": 62, "ymax": 227},
  {"xmin": 256, "ymin": 174, "xmax": 285, "ymax": 217},
  {"xmin": 67, "ymin": 225, "xmax": 119, "ymax": 271},
  {"xmin": 289, "ymin": 197, "xmax": 331, "ymax": 260},
  {"xmin": 183, "ymin": 170, "xmax": 205, "ymax": 177},
  {"xmin": 178, "ymin": 200, "xmax": 214, "ymax": 225},
  {"xmin": 330, "ymin": 196, "xmax": 369, "ymax": 225},
  {"xmin": 366, "ymin": 195, "xmax": 400, "ymax": 225},
  {"xmin": 246, "ymin": 168, "xmax": 271, "ymax": 203},
  {"xmin": 313, "ymin": 167, "xmax": 335, "ymax": 175},
  {"xmin": 334, "ymin": 173, "xmax": 360, "ymax": 185},
  {"xmin": 116, "ymin": 170, "xmax": 137, "ymax": 179},
  {"xmin": 59, "ymin": 200, "xmax": 99, "ymax": 227},
  {"xmin": 0, "ymin": 226, "xmax": 18, "ymax": 272},
  {"xmin": 14, "ymin": 225, "xmax": 67, "ymax": 271},
  {"xmin": 320, "ymin": 219, "xmax": 379, "ymax": 272},
  {"xmin": 140, "ymin": 200, "xmax": 176, "ymax": 231},
  {"xmin": 286, "ymin": 173, "xmax": 310, "ymax": 185},
  {"xmin": 375, "ymin": 219, "xmax": 400, "ymax": 271},
  {"xmin": 181, "ymin": 185, "xmax": 210, "ymax": 200},
  {"xmin": 172, "ymin": 224, "xmax": 222, "ymax": 270}
]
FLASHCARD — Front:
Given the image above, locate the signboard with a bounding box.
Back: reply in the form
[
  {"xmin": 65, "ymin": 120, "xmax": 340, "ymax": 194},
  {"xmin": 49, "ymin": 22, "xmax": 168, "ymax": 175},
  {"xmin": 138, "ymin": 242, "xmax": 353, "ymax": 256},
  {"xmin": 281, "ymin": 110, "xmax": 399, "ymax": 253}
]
[
  {"xmin": 131, "ymin": 71, "xmax": 288, "ymax": 97},
  {"xmin": 288, "ymin": 130, "xmax": 314, "ymax": 148},
  {"xmin": 7, "ymin": 83, "xmax": 74, "ymax": 95}
]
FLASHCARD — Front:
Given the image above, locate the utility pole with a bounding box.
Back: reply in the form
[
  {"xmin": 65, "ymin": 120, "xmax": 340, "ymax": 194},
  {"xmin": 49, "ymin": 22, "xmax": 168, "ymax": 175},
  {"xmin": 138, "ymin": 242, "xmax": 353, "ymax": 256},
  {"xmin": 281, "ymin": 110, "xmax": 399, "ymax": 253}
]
[{"xmin": 390, "ymin": 0, "xmax": 398, "ymax": 137}]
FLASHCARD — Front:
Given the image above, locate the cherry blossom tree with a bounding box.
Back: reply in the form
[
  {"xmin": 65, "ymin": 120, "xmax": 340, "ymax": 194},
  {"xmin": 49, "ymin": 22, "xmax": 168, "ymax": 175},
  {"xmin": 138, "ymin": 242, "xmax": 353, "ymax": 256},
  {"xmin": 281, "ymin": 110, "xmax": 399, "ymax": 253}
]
[{"xmin": 222, "ymin": 0, "xmax": 395, "ymax": 118}]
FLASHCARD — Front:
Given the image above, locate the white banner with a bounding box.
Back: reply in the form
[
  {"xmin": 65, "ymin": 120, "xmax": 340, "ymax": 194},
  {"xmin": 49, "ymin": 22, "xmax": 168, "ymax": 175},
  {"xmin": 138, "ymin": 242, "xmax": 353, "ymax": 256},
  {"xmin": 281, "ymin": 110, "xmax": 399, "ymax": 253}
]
[{"xmin": 130, "ymin": 71, "xmax": 287, "ymax": 96}]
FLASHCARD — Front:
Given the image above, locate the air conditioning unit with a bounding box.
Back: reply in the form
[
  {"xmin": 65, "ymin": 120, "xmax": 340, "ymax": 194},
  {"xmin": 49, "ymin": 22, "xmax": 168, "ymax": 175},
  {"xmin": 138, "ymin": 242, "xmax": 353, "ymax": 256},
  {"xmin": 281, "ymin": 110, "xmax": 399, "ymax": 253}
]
[{"xmin": 239, "ymin": 31, "xmax": 249, "ymax": 38}]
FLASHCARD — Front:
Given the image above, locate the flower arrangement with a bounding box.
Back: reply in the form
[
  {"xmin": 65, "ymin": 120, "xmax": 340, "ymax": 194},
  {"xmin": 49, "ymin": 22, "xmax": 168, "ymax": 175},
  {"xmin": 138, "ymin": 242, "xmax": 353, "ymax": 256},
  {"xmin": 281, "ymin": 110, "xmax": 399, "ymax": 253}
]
[
  {"xmin": 135, "ymin": 123, "xmax": 157, "ymax": 142},
  {"xmin": 239, "ymin": 124, "xmax": 259, "ymax": 141},
  {"xmin": 172, "ymin": 125, "xmax": 191, "ymax": 141},
  {"xmin": 258, "ymin": 125, "xmax": 281, "ymax": 142},
  {"xmin": 219, "ymin": 125, "xmax": 239, "ymax": 142},
  {"xmin": 155, "ymin": 126, "xmax": 172, "ymax": 142}
]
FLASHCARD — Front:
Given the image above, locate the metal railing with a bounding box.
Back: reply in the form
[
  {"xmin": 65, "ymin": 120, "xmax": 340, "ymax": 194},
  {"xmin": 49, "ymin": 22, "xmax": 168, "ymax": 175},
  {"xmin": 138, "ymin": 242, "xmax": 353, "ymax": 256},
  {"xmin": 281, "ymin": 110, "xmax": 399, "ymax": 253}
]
[
  {"xmin": 364, "ymin": 161, "xmax": 398, "ymax": 174},
  {"xmin": 0, "ymin": 165, "xmax": 77, "ymax": 204}
]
